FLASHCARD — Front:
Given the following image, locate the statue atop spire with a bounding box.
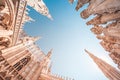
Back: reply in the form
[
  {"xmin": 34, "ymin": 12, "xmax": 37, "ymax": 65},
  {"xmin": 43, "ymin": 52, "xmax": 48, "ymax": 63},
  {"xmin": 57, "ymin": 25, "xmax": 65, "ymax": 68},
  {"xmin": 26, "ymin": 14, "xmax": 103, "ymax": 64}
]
[
  {"xmin": 48, "ymin": 62, "xmax": 52, "ymax": 74},
  {"xmin": 32, "ymin": 36, "xmax": 40, "ymax": 42},
  {"xmin": 46, "ymin": 49, "xmax": 53, "ymax": 59},
  {"xmin": 85, "ymin": 49, "xmax": 120, "ymax": 80}
]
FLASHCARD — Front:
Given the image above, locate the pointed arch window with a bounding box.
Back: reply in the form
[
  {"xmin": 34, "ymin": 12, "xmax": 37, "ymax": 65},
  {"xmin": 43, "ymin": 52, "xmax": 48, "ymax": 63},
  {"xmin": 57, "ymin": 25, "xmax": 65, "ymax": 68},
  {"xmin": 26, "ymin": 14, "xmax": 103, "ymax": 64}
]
[{"xmin": 13, "ymin": 56, "xmax": 31, "ymax": 71}]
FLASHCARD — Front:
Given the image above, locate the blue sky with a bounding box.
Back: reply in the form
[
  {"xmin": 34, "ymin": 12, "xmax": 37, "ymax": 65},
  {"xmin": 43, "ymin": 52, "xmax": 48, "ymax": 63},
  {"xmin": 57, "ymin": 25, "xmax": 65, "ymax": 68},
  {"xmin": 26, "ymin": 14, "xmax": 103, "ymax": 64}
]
[{"xmin": 24, "ymin": 0, "xmax": 117, "ymax": 80}]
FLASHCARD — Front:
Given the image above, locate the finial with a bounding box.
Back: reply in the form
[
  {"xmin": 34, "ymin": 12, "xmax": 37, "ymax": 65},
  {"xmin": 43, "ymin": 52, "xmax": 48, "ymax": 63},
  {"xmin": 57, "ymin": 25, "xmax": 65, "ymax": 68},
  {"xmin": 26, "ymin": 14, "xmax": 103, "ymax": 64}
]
[
  {"xmin": 84, "ymin": 49, "xmax": 96, "ymax": 59},
  {"xmin": 48, "ymin": 62, "xmax": 52, "ymax": 73},
  {"xmin": 32, "ymin": 36, "xmax": 41, "ymax": 42},
  {"xmin": 84, "ymin": 49, "xmax": 90, "ymax": 55},
  {"xmin": 47, "ymin": 49, "xmax": 53, "ymax": 58},
  {"xmin": 47, "ymin": 14, "xmax": 53, "ymax": 20}
]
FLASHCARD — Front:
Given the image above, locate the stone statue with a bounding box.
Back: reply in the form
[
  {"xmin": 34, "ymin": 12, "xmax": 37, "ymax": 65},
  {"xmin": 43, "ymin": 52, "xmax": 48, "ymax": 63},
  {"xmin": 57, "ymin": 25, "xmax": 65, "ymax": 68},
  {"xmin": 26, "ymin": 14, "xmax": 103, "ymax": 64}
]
[
  {"xmin": 75, "ymin": 0, "xmax": 90, "ymax": 11},
  {"xmin": 0, "ymin": 0, "xmax": 5, "ymax": 11},
  {"xmin": 2, "ymin": 13, "xmax": 10, "ymax": 28},
  {"xmin": 100, "ymin": 40, "xmax": 117, "ymax": 53},
  {"xmin": 108, "ymin": 44, "xmax": 120, "ymax": 53},
  {"xmin": 90, "ymin": 25, "xmax": 103, "ymax": 35},
  {"xmin": 87, "ymin": 11, "xmax": 120, "ymax": 25},
  {"xmin": 0, "ymin": 13, "xmax": 10, "ymax": 30},
  {"xmin": 103, "ymin": 21, "xmax": 120, "ymax": 38},
  {"xmin": 100, "ymin": 41, "xmax": 110, "ymax": 52},
  {"xmin": 80, "ymin": 0, "xmax": 120, "ymax": 19},
  {"xmin": 109, "ymin": 52, "xmax": 120, "ymax": 69},
  {"xmin": 109, "ymin": 53, "xmax": 118, "ymax": 64},
  {"xmin": 0, "ymin": 37, "xmax": 11, "ymax": 48},
  {"xmin": 97, "ymin": 35, "xmax": 120, "ymax": 45}
]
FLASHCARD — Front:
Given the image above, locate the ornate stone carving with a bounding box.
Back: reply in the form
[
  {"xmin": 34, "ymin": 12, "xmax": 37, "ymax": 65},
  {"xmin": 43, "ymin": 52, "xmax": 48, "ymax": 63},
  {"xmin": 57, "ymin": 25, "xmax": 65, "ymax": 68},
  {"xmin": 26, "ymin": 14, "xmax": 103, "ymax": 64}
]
[
  {"xmin": 80, "ymin": 0, "xmax": 120, "ymax": 19},
  {"xmin": 0, "ymin": 37, "xmax": 11, "ymax": 48},
  {"xmin": 0, "ymin": 0, "xmax": 5, "ymax": 11},
  {"xmin": 70, "ymin": 0, "xmax": 120, "ymax": 70},
  {"xmin": 102, "ymin": 22, "xmax": 120, "ymax": 38},
  {"xmin": 76, "ymin": 0, "xmax": 90, "ymax": 11},
  {"xmin": 0, "ymin": 13, "xmax": 10, "ymax": 30},
  {"xmin": 90, "ymin": 25, "xmax": 103, "ymax": 35},
  {"xmin": 87, "ymin": 11, "xmax": 120, "ymax": 25}
]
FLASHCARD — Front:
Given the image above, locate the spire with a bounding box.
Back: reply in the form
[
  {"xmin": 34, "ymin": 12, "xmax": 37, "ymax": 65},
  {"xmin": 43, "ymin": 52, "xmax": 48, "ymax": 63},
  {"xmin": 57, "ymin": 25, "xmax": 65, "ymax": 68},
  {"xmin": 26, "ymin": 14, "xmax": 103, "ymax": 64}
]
[
  {"xmin": 48, "ymin": 62, "xmax": 52, "ymax": 73},
  {"xmin": 46, "ymin": 49, "xmax": 53, "ymax": 59},
  {"xmin": 85, "ymin": 49, "xmax": 97, "ymax": 60},
  {"xmin": 47, "ymin": 14, "xmax": 53, "ymax": 20},
  {"xmin": 40, "ymin": 49, "xmax": 53, "ymax": 68},
  {"xmin": 85, "ymin": 49, "xmax": 120, "ymax": 80},
  {"xmin": 27, "ymin": 0, "xmax": 53, "ymax": 20}
]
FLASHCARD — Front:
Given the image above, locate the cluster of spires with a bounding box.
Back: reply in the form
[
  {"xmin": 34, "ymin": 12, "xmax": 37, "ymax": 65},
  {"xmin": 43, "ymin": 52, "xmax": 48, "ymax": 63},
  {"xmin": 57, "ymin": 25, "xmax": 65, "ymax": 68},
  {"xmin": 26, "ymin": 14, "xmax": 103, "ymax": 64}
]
[{"xmin": 69, "ymin": 0, "xmax": 120, "ymax": 80}]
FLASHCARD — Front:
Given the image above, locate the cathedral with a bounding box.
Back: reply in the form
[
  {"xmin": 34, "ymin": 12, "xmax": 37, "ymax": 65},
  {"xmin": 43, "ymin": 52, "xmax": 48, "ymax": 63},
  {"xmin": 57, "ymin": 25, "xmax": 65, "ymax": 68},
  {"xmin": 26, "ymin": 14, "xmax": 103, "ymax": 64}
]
[
  {"xmin": 0, "ymin": 0, "xmax": 72, "ymax": 80},
  {"xmin": 0, "ymin": 0, "xmax": 120, "ymax": 80},
  {"xmin": 69, "ymin": 0, "xmax": 120, "ymax": 80}
]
